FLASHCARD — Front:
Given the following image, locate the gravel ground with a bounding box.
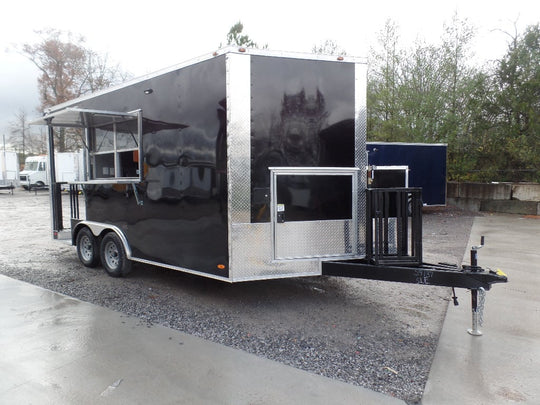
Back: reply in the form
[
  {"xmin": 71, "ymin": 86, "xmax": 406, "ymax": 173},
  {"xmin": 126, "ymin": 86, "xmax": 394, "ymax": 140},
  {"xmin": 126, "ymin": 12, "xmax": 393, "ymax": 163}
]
[{"xmin": 0, "ymin": 190, "xmax": 479, "ymax": 403}]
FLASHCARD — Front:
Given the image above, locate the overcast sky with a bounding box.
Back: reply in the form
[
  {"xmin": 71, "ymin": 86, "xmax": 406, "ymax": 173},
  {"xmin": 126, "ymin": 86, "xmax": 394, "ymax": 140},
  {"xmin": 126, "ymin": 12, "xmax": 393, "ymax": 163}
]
[{"xmin": 1, "ymin": 0, "xmax": 539, "ymax": 144}]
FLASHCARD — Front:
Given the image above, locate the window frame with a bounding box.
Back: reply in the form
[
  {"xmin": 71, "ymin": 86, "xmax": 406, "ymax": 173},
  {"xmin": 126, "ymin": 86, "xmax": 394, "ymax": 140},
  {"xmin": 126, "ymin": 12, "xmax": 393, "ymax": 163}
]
[{"xmin": 88, "ymin": 113, "xmax": 142, "ymax": 182}]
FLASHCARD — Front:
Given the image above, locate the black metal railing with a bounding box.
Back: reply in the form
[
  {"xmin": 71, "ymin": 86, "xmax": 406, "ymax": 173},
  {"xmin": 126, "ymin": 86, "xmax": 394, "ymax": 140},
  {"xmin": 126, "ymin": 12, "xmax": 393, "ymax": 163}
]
[
  {"xmin": 366, "ymin": 187, "xmax": 422, "ymax": 266},
  {"xmin": 69, "ymin": 184, "xmax": 80, "ymax": 220}
]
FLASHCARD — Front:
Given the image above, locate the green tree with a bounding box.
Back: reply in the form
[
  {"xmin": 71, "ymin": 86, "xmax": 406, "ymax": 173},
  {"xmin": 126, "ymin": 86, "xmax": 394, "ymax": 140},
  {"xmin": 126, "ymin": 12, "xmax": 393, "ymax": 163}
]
[
  {"xmin": 368, "ymin": 16, "xmax": 486, "ymax": 180},
  {"xmin": 489, "ymin": 24, "xmax": 540, "ymax": 181},
  {"xmin": 224, "ymin": 21, "xmax": 259, "ymax": 48},
  {"xmin": 368, "ymin": 20, "xmax": 403, "ymax": 141},
  {"xmin": 397, "ymin": 40, "xmax": 447, "ymax": 143},
  {"xmin": 438, "ymin": 14, "xmax": 481, "ymax": 180}
]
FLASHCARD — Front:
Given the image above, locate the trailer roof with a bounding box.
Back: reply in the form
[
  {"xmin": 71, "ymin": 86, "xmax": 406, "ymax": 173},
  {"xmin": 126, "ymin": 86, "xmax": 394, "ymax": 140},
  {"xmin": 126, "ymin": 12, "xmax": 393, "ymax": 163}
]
[{"xmin": 32, "ymin": 47, "xmax": 366, "ymax": 120}]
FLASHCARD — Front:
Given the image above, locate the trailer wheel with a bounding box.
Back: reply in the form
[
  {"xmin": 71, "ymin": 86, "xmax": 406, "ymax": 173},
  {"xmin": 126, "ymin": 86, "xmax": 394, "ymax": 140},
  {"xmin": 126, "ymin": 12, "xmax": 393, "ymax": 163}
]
[
  {"xmin": 100, "ymin": 232, "xmax": 132, "ymax": 277},
  {"xmin": 76, "ymin": 227, "xmax": 100, "ymax": 267}
]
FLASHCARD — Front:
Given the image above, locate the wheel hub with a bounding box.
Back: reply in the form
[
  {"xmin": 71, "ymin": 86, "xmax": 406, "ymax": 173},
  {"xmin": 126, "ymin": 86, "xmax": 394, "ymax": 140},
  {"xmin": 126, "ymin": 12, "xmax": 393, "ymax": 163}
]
[
  {"xmin": 80, "ymin": 236, "xmax": 93, "ymax": 261},
  {"xmin": 104, "ymin": 241, "xmax": 120, "ymax": 269}
]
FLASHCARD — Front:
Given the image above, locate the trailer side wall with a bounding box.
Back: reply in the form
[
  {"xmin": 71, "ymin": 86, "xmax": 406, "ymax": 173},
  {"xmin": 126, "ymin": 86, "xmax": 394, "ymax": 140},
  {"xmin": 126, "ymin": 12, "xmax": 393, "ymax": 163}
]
[{"xmin": 80, "ymin": 56, "xmax": 229, "ymax": 276}]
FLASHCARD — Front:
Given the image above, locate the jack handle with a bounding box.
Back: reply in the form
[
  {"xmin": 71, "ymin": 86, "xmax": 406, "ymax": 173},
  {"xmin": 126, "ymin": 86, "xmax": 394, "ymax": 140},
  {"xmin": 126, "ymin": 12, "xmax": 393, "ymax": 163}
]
[{"xmin": 470, "ymin": 236, "xmax": 485, "ymax": 270}]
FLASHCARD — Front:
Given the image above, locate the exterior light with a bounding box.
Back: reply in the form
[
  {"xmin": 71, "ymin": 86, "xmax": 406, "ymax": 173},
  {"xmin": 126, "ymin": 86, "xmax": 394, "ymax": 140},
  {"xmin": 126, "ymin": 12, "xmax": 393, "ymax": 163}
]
[{"xmin": 144, "ymin": 89, "xmax": 153, "ymax": 95}]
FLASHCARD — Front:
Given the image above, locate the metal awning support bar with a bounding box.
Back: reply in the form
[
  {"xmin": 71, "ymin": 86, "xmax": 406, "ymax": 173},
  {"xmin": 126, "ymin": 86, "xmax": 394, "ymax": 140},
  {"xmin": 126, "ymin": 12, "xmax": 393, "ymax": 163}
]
[
  {"xmin": 46, "ymin": 119, "xmax": 63, "ymax": 236},
  {"xmin": 30, "ymin": 107, "xmax": 139, "ymax": 128}
]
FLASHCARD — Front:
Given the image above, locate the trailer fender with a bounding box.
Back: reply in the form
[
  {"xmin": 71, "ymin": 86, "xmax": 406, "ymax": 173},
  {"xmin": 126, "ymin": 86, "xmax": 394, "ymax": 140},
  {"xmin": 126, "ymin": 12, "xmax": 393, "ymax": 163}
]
[{"xmin": 73, "ymin": 221, "xmax": 133, "ymax": 259}]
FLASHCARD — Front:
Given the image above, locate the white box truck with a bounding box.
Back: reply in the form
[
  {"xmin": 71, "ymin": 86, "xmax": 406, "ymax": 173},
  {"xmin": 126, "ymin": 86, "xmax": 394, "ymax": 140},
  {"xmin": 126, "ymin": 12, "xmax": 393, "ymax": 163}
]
[
  {"xmin": 0, "ymin": 150, "xmax": 19, "ymax": 192},
  {"xmin": 19, "ymin": 152, "xmax": 83, "ymax": 190}
]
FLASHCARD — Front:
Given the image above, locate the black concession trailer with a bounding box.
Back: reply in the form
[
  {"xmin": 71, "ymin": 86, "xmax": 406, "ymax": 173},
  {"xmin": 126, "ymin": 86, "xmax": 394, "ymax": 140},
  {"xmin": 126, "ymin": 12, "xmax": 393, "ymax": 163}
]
[
  {"xmin": 32, "ymin": 48, "xmax": 506, "ymax": 334},
  {"xmin": 367, "ymin": 142, "xmax": 447, "ymax": 206}
]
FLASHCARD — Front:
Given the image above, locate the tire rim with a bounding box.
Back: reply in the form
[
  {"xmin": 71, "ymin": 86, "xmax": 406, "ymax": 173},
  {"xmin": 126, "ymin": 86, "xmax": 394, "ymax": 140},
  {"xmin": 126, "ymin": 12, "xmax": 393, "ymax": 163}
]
[
  {"xmin": 80, "ymin": 235, "xmax": 93, "ymax": 262},
  {"xmin": 104, "ymin": 240, "xmax": 120, "ymax": 270}
]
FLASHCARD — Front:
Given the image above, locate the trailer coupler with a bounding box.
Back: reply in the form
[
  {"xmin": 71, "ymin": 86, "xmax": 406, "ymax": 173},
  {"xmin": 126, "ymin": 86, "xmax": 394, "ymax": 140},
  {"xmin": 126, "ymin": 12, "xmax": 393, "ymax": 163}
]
[{"xmin": 322, "ymin": 237, "xmax": 507, "ymax": 335}]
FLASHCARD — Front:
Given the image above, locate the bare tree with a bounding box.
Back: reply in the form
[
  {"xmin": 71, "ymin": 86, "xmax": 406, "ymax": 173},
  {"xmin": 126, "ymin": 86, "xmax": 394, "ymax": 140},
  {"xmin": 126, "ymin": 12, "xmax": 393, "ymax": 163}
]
[
  {"xmin": 8, "ymin": 109, "xmax": 47, "ymax": 160},
  {"xmin": 312, "ymin": 39, "xmax": 347, "ymax": 56},
  {"xmin": 16, "ymin": 28, "xmax": 130, "ymax": 152}
]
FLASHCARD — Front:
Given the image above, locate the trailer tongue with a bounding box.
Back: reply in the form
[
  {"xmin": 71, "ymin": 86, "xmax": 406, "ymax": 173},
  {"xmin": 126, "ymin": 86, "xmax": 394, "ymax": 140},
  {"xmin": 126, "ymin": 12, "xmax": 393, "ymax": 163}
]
[
  {"xmin": 323, "ymin": 187, "xmax": 507, "ymax": 335},
  {"xmin": 322, "ymin": 260, "xmax": 507, "ymax": 292}
]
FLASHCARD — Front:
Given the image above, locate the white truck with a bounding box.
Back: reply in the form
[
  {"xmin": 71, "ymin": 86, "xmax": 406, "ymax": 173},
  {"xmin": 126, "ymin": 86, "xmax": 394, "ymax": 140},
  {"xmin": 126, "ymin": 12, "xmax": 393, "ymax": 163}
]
[
  {"xmin": 19, "ymin": 152, "xmax": 83, "ymax": 190},
  {"xmin": 0, "ymin": 150, "xmax": 20, "ymax": 192}
]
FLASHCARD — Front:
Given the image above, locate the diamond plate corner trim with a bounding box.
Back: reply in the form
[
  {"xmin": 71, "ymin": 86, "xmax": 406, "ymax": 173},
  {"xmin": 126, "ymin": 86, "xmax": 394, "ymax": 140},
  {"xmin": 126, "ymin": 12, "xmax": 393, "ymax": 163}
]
[
  {"xmin": 355, "ymin": 61, "xmax": 368, "ymax": 256},
  {"xmin": 226, "ymin": 53, "xmax": 251, "ymax": 280},
  {"xmin": 230, "ymin": 223, "xmax": 320, "ymax": 281},
  {"xmin": 226, "ymin": 53, "xmax": 251, "ymax": 225}
]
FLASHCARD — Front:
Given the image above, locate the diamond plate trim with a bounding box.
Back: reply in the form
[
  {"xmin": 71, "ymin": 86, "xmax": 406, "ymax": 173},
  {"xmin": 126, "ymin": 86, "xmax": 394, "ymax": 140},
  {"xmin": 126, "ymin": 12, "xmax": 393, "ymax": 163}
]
[
  {"xmin": 226, "ymin": 53, "xmax": 251, "ymax": 225},
  {"xmin": 355, "ymin": 62, "xmax": 368, "ymax": 256},
  {"xmin": 230, "ymin": 223, "xmax": 320, "ymax": 281},
  {"xmin": 274, "ymin": 220, "xmax": 354, "ymax": 260}
]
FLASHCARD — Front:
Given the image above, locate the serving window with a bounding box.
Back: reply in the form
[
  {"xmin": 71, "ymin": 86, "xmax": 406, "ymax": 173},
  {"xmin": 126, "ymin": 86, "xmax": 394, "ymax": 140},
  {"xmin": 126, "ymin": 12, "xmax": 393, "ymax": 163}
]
[
  {"xmin": 89, "ymin": 116, "xmax": 141, "ymax": 180},
  {"xmin": 30, "ymin": 107, "xmax": 143, "ymax": 184}
]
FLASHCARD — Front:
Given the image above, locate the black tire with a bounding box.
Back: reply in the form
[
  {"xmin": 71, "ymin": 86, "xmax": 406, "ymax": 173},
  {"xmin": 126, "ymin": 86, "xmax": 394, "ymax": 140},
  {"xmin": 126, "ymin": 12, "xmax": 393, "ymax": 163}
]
[
  {"xmin": 100, "ymin": 232, "xmax": 132, "ymax": 277},
  {"xmin": 76, "ymin": 227, "xmax": 100, "ymax": 267}
]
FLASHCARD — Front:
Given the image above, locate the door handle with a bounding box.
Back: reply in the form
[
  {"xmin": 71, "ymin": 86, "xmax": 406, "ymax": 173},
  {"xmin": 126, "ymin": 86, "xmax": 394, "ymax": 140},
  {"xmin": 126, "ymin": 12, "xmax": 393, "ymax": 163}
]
[{"xmin": 276, "ymin": 203, "xmax": 285, "ymax": 223}]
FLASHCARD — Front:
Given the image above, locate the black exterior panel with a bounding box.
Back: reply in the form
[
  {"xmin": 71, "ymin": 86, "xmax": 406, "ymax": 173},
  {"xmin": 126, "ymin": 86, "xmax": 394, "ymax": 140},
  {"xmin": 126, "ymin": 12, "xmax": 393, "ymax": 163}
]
[
  {"xmin": 80, "ymin": 56, "xmax": 228, "ymax": 277},
  {"xmin": 250, "ymin": 56, "xmax": 355, "ymax": 222}
]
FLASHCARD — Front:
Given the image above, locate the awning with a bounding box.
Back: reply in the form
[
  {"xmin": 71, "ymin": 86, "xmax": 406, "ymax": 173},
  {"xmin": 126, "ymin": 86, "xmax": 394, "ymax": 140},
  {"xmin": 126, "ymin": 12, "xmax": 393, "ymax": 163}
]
[{"xmin": 30, "ymin": 108, "xmax": 139, "ymax": 128}]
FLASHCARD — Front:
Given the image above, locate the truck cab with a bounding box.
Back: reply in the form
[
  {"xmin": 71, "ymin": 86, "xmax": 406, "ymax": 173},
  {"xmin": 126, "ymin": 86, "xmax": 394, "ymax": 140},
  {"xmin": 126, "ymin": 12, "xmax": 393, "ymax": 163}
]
[{"xmin": 19, "ymin": 156, "xmax": 48, "ymax": 190}]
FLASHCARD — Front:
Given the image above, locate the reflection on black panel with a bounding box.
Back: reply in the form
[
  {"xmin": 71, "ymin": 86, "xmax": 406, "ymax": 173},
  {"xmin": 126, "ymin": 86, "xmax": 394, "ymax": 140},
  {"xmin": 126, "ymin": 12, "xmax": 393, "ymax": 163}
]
[
  {"xmin": 250, "ymin": 56, "xmax": 355, "ymax": 222},
  {"xmin": 276, "ymin": 175, "xmax": 352, "ymax": 222},
  {"xmin": 78, "ymin": 56, "xmax": 228, "ymax": 276}
]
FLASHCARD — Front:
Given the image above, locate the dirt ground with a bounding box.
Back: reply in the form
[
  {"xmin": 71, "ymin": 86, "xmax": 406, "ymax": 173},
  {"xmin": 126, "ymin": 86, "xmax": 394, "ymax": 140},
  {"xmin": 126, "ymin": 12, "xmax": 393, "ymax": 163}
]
[{"xmin": 0, "ymin": 189, "xmax": 478, "ymax": 402}]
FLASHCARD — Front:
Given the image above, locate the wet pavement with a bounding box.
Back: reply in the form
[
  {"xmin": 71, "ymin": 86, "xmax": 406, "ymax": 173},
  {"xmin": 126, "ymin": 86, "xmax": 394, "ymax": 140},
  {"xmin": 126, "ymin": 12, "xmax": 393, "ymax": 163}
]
[
  {"xmin": 1, "ymin": 213, "xmax": 538, "ymax": 404},
  {"xmin": 423, "ymin": 214, "xmax": 540, "ymax": 404},
  {"xmin": 0, "ymin": 275, "xmax": 403, "ymax": 404}
]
